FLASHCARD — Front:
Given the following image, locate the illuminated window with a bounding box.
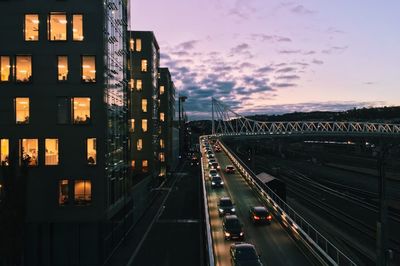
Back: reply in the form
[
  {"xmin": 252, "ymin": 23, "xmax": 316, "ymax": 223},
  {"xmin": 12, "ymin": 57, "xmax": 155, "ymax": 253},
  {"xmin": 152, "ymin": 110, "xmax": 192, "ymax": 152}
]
[
  {"xmin": 57, "ymin": 97, "xmax": 69, "ymax": 124},
  {"xmin": 74, "ymin": 180, "xmax": 91, "ymax": 205},
  {"xmin": 82, "ymin": 56, "xmax": 96, "ymax": 83},
  {"xmin": 129, "ymin": 119, "xmax": 135, "ymax": 132},
  {"xmin": 159, "ymin": 152, "xmax": 165, "ymax": 162},
  {"xmin": 57, "ymin": 56, "xmax": 68, "ymax": 81},
  {"xmin": 142, "ymin": 160, "xmax": 148, "ymax": 173},
  {"xmin": 129, "ymin": 38, "xmax": 134, "ymax": 51},
  {"xmin": 45, "ymin": 139, "xmax": 59, "ymax": 165},
  {"xmin": 48, "ymin": 12, "xmax": 67, "ymax": 41},
  {"xmin": 0, "ymin": 56, "xmax": 11, "ymax": 82},
  {"xmin": 129, "ymin": 78, "xmax": 134, "ymax": 90},
  {"xmin": 160, "ymin": 139, "xmax": 164, "ymax": 149},
  {"xmin": 141, "ymin": 59, "xmax": 147, "ymax": 72},
  {"xmin": 59, "ymin": 180, "xmax": 69, "ymax": 205},
  {"xmin": 137, "ymin": 139, "xmax": 143, "ymax": 151},
  {"xmin": 16, "ymin": 55, "xmax": 32, "ymax": 83},
  {"xmin": 131, "ymin": 160, "xmax": 135, "ymax": 170},
  {"xmin": 160, "ymin": 85, "xmax": 165, "ymax": 95},
  {"xmin": 72, "ymin": 97, "xmax": 91, "ymax": 124},
  {"xmin": 142, "ymin": 119, "xmax": 148, "ymax": 132},
  {"xmin": 141, "ymin": 99, "xmax": 147, "ymax": 112},
  {"xmin": 1, "ymin": 139, "xmax": 9, "ymax": 166},
  {"xmin": 72, "ymin": 14, "xmax": 84, "ymax": 41},
  {"xmin": 15, "ymin": 97, "xmax": 30, "ymax": 124},
  {"xmin": 19, "ymin": 139, "xmax": 38, "ymax": 166},
  {"xmin": 87, "ymin": 138, "xmax": 96, "ymax": 165},
  {"xmin": 136, "ymin": 39, "xmax": 142, "ymax": 52},
  {"xmin": 136, "ymin": 79, "xmax": 142, "ymax": 91},
  {"xmin": 160, "ymin": 112, "xmax": 165, "ymax": 122},
  {"xmin": 24, "ymin": 14, "xmax": 39, "ymax": 41}
]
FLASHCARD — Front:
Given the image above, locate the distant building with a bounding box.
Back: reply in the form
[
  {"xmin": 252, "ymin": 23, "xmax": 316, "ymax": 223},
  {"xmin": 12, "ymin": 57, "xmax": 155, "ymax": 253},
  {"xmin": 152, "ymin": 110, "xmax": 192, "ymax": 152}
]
[
  {"xmin": 127, "ymin": 31, "xmax": 160, "ymax": 183},
  {"xmin": 158, "ymin": 68, "xmax": 176, "ymax": 174},
  {"xmin": 0, "ymin": 1, "xmax": 131, "ymax": 264}
]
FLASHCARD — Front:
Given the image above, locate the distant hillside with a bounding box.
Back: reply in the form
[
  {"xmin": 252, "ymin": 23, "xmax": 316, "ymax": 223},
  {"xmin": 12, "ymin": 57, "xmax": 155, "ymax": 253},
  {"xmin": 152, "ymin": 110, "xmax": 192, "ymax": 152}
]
[{"xmin": 189, "ymin": 106, "xmax": 400, "ymax": 135}]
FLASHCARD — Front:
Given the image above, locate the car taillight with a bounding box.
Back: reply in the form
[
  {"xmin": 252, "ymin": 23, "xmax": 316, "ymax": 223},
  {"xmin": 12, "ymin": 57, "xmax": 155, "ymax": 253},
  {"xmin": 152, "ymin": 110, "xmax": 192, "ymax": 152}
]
[
  {"xmin": 267, "ymin": 215, "xmax": 272, "ymax": 220},
  {"xmin": 253, "ymin": 216, "xmax": 260, "ymax": 220}
]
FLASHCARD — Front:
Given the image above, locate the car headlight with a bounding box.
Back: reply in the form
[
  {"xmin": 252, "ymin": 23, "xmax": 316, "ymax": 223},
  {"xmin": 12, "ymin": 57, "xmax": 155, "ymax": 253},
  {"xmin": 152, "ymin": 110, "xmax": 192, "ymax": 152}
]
[
  {"xmin": 211, "ymin": 182, "xmax": 216, "ymax": 185},
  {"xmin": 225, "ymin": 232, "xmax": 230, "ymax": 237},
  {"xmin": 240, "ymin": 232, "xmax": 244, "ymax": 236},
  {"xmin": 231, "ymin": 208, "xmax": 235, "ymax": 212},
  {"xmin": 220, "ymin": 181, "xmax": 224, "ymax": 185},
  {"xmin": 219, "ymin": 208, "xmax": 224, "ymax": 212}
]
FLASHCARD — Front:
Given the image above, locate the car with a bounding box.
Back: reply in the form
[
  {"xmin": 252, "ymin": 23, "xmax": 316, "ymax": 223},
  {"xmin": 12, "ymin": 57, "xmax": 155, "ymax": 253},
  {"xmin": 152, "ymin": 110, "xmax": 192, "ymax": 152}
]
[
  {"xmin": 215, "ymin": 147, "xmax": 222, "ymax": 153},
  {"xmin": 209, "ymin": 168, "xmax": 219, "ymax": 178},
  {"xmin": 223, "ymin": 215, "xmax": 244, "ymax": 240},
  {"xmin": 190, "ymin": 156, "xmax": 199, "ymax": 166},
  {"xmin": 208, "ymin": 159, "xmax": 216, "ymax": 167},
  {"xmin": 211, "ymin": 161, "xmax": 220, "ymax": 170},
  {"xmin": 211, "ymin": 175, "xmax": 224, "ymax": 188},
  {"xmin": 207, "ymin": 153, "xmax": 215, "ymax": 159},
  {"xmin": 218, "ymin": 197, "xmax": 235, "ymax": 216},
  {"xmin": 249, "ymin": 206, "xmax": 272, "ymax": 224},
  {"xmin": 206, "ymin": 149, "xmax": 213, "ymax": 155},
  {"xmin": 225, "ymin": 165, "xmax": 235, "ymax": 174},
  {"xmin": 230, "ymin": 243, "xmax": 263, "ymax": 266}
]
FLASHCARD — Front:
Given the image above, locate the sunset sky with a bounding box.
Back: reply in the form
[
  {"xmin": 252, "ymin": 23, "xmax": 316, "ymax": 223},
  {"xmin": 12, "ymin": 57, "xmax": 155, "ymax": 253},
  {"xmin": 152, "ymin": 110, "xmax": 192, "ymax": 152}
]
[{"xmin": 131, "ymin": 0, "xmax": 400, "ymax": 119}]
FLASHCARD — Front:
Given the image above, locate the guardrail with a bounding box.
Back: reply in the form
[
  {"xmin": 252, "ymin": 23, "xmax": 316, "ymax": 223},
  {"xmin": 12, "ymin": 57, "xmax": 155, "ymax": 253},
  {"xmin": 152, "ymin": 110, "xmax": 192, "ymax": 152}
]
[
  {"xmin": 218, "ymin": 139, "xmax": 357, "ymax": 266},
  {"xmin": 201, "ymin": 155, "xmax": 216, "ymax": 266}
]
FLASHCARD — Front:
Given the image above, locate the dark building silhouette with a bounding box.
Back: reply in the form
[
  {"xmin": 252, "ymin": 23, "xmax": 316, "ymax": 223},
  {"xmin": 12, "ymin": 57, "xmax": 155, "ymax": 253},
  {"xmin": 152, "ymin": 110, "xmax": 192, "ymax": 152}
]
[
  {"xmin": 127, "ymin": 31, "xmax": 161, "ymax": 184},
  {"xmin": 0, "ymin": 0, "xmax": 132, "ymax": 264}
]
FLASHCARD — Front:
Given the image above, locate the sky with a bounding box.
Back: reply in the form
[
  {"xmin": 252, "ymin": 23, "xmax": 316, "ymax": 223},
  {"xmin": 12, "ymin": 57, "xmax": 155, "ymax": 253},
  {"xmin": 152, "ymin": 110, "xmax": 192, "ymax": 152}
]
[{"xmin": 130, "ymin": 0, "xmax": 400, "ymax": 120}]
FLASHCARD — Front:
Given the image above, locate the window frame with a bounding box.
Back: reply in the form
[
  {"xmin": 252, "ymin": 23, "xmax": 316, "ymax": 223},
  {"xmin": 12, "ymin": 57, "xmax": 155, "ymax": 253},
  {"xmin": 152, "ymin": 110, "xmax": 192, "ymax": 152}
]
[
  {"xmin": 72, "ymin": 13, "xmax": 84, "ymax": 42},
  {"xmin": 0, "ymin": 139, "xmax": 9, "ymax": 167},
  {"xmin": 141, "ymin": 59, "xmax": 147, "ymax": 72},
  {"xmin": 15, "ymin": 55, "xmax": 32, "ymax": 83},
  {"xmin": 0, "ymin": 55, "xmax": 12, "ymax": 83},
  {"xmin": 57, "ymin": 55, "xmax": 69, "ymax": 82},
  {"xmin": 74, "ymin": 179, "xmax": 92, "ymax": 206},
  {"xmin": 14, "ymin": 97, "xmax": 30, "ymax": 125},
  {"xmin": 24, "ymin": 13, "xmax": 40, "ymax": 42},
  {"xmin": 48, "ymin": 12, "xmax": 68, "ymax": 42},
  {"xmin": 81, "ymin": 55, "xmax": 96, "ymax": 83},
  {"xmin": 71, "ymin": 97, "xmax": 92, "ymax": 125},
  {"xmin": 19, "ymin": 138, "xmax": 39, "ymax": 167},
  {"xmin": 45, "ymin": 138, "xmax": 59, "ymax": 166},
  {"xmin": 86, "ymin": 137, "xmax": 97, "ymax": 166},
  {"xmin": 58, "ymin": 179, "xmax": 69, "ymax": 206}
]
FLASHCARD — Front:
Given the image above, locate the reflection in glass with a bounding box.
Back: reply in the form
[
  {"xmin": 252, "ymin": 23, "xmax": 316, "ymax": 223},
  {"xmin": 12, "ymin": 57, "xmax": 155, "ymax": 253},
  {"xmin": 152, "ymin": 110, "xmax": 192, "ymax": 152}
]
[
  {"xmin": 45, "ymin": 139, "xmax": 59, "ymax": 165},
  {"xmin": 72, "ymin": 14, "xmax": 84, "ymax": 41},
  {"xmin": 87, "ymin": 138, "xmax": 97, "ymax": 165},
  {"xmin": 0, "ymin": 56, "xmax": 11, "ymax": 82},
  {"xmin": 59, "ymin": 180, "xmax": 69, "ymax": 205},
  {"xmin": 82, "ymin": 56, "xmax": 96, "ymax": 82},
  {"xmin": 25, "ymin": 14, "xmax": 39, "ymax": 41},
  {"xmin": 74, "ymin": 180, "xmax": 91, "ymax": 205},
  {"xmin": 58, "ymin": 56, "xmax": 68, "ymax": 81},
  {"xmin": 1, "ymin": 139, "xmax": 9, "ymax": 166},
  {"xmin": 72, "ymin": 97, "xmax": 91, "ymax": 124},
  {"xmin": 16, "ymin": 56, "xmax": 32, "ymax": 82},
  {"xmin": 15, "ymin": 97, "xmax": 30, "ymax": 124},
  {"xmin": 48, "ymin": 13, "xmax": 67, "ymax": 41},
  {"xmin": 20, "ymin": 139, "xmax": 38, "ymax": 166}
]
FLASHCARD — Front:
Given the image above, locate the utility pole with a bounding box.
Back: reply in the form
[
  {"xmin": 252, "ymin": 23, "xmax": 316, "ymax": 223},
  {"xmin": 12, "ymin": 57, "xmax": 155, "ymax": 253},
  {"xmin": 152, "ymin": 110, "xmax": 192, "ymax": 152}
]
[{"xmin": 376, "ymin": 140, "xmax": 388, "ymax": 266}]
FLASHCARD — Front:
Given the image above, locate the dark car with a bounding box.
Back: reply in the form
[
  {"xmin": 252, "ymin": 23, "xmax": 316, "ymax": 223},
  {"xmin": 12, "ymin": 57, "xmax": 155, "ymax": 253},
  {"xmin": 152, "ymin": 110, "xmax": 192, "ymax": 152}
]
[
  {"xmin": 190, "ymin": 156, "xmax": 199, "ymax": 166},
  {"xmin": 207, "ymin": 153, "xmax": 215, "ymax": 159},
  {"xmin": 218, "ymin": 197, "xmax": 236, "ymax": 216},
  {"xmin": 249, "ymin": 206, "xmax": 272, "ymax": 224},
  {"xmin": 208, "ymin": 159, "xmax": 217, "ymax": 167},
  {"xmin": 230, "ymin": 243, "xmax": 263, "ymax": 266},
  {"xmin": 211, "ymin": 161, "xmax": 220, "ymax": 170},
  {"xmin": 225, "ymin": 165, "xmax": 235, "ymax": 174},
  {"xmin": 211, "ymin": 175, "xmax": 224, "ymax": 188},
  {"xmin": 223, "ymin": 215, "xmax": 244, "ymax": 240},
  {"xmin": 215, "ymin": 146, "xmax": 222, "ymax": 152}
]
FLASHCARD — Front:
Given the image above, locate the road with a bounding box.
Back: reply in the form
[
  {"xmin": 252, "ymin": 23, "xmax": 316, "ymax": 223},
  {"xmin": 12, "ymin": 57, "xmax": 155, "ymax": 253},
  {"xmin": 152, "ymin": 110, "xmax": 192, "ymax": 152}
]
[{"xmin": 203, "ymin": 147, "xmax": 312, "ymax": 266}]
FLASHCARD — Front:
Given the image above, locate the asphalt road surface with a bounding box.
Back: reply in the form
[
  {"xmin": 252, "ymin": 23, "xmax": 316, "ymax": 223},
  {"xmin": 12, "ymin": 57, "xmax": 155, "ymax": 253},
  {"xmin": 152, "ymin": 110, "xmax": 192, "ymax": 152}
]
[{"xmin": 204, "ymin": 148, "xmax": 313, "ymax": 266}]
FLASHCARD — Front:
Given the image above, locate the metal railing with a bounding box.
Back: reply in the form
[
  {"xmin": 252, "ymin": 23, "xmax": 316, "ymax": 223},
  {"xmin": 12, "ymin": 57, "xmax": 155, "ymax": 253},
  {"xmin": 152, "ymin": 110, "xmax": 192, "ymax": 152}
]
[
  {"xmin": 219, "ymin": 139, "xmax": 357, "ymax": 266},
  {"xmin": 201, "ymin": 156, "xmax": 216, "ymax": 266}
]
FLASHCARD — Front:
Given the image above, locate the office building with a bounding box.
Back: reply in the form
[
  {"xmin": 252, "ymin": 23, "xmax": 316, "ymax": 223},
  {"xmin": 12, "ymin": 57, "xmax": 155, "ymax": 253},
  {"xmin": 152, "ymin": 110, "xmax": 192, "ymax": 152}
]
[{"xmin": 0, "ymin": 1, "xmax": 130, "ymax": 265}]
